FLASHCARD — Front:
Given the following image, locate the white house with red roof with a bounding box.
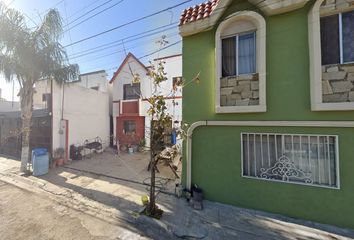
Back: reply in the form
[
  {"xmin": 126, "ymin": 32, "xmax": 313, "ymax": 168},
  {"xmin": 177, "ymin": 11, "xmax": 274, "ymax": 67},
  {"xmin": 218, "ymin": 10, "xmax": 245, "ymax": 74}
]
[{"xmin": 110, "ymin": 52, "xmax": 182, "ymax": 149}]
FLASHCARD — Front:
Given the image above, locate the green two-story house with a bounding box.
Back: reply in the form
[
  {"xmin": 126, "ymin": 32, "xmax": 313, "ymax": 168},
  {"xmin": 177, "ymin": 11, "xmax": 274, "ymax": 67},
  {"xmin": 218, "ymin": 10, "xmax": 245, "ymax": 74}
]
[{"xmin": 180, "ymin": 0, "xmax": 354, "ymax": 229}]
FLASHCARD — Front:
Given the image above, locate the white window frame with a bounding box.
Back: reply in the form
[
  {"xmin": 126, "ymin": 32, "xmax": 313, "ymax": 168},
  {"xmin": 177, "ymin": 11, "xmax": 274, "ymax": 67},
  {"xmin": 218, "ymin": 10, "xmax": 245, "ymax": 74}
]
[
  {"xmin": 241, "ymin": 132, "xmax": 340, "ymax": 189},
  {"xmin": 308, "ymin": 0, "xmax": 354, "ymax": 111},
  {"xmin": 215, "ymin": 11, "xmax": 266, "ymax": 113}
]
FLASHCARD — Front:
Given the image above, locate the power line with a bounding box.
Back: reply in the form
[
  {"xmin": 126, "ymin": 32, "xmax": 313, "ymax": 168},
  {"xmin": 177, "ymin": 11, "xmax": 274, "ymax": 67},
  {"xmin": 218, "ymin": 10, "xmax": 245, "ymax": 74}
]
[
  {"xmin": 139, "ymin": 40, "xmax": 181, "ymax": 60},
  {"xmin": 69, "ymin": 22, "xmax": 178, "ymax": 57},
  {"xmin": 70, "ymin": 32, "xmax": 179, "ymax": 62},
  {"xmin": 68, "ymin": 24, "xmax": 178, "ymax": 59},
  {"xmin": 75, "ymin": 1, "xmax": 288, "ymax": 73},
  {"xmin": 67, "ymin": 0, "xmax": 300, "ymax": 72},
  {"xmin": 74, "ymin": 31, "xmax": 180, "ymax": 63},
  {"xmin": 35, "ymin": 0, "xmax": 104, "ymax": 24},
  {"xmin": 65, "ymin": 0, "xmax": 105, "ymax": 21},
  {"xmin": 64, "ymin": 0, "xmax": 125, "ymax": 33},
  {"xmin": 72, "ymin": 32, "xmax": 180, "ymax": 63},
  {"xmin": 63, "ymin": 0, "xmax": 192, "ymax": 48},
  {"xmin": 80, "ymin": 39, "xmax": 182, "ymax": 74},
  {"xmin": 63, "ymin": 0, "xmax": 74, "ymax": 55},
  {"xmin": 63, "ymin": 0, "xmax": 115, "ymax": 28},
  {"xmin": 63, "ymin": 0, "xmax": 318, "ymax": 73}
]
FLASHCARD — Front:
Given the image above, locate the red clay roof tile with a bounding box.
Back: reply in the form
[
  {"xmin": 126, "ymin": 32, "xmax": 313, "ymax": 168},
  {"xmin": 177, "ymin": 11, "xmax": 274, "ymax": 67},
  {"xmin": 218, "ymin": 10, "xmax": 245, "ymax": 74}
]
[{"xmin": 179, "ymin": 0, "xmax": 220, "ymax": 26}]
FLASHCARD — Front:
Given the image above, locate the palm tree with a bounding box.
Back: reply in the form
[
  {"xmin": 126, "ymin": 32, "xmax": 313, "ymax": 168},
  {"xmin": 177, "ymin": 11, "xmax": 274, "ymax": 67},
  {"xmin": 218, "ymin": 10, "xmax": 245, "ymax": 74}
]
[{"xmin": 0, "ymin": 4, "xmax": 79, "ymax": 172}]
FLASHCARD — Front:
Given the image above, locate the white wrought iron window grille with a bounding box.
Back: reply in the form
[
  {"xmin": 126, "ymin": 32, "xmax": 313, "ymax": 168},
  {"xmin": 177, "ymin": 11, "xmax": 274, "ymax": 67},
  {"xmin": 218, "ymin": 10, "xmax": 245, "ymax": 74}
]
[{"xmin": 241, "ymin": 133, "xmax": 339, "ymax": 188}]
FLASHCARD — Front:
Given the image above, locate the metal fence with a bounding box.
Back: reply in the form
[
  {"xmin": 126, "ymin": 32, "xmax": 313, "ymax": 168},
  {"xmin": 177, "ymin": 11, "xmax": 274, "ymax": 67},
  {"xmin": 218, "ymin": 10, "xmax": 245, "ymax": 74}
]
[{"xmin": 0, "ymin": 109, "xmax": 51, "ymax": 159}]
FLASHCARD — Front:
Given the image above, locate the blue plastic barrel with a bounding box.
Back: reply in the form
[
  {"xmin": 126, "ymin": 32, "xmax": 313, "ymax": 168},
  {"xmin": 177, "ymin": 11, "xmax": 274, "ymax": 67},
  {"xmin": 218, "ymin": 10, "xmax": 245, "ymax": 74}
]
[
  {"xmin": 171, "ymin": 130, "xmax": 177, "ymax": 145},
  {"xmin": 32, "ymin": 148, "xmax": 49, "ymax": 176}
]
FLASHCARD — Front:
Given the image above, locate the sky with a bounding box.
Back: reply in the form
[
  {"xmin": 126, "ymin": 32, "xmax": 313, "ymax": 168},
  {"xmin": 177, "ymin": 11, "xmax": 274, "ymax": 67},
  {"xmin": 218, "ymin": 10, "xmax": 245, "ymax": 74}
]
[{"xmin": 0, "ymin": 0, "xmax": 202, "ymax": 101}]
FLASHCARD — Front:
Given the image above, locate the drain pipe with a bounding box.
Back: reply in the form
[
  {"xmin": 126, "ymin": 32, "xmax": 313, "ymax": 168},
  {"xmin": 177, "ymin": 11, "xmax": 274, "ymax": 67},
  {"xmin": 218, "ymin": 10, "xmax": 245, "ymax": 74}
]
[
  {"xmin": 185, "ymin": 120, "xmax": 354, "ymax": 191},
  {"xmin": 186, "ymin": 121, "xmax": 207, "ymax": 190}
]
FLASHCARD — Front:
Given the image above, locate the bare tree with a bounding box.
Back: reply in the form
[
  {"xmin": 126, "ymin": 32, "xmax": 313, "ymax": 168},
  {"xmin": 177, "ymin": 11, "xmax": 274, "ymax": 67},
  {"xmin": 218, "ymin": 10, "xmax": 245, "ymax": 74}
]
[
  {"xmin": 143, "ymin": 58, "xmax": 199, "ymax": 218},
  {"xmin": 0, "ymin": 4, "xmax": 79, "ymax": 172}
]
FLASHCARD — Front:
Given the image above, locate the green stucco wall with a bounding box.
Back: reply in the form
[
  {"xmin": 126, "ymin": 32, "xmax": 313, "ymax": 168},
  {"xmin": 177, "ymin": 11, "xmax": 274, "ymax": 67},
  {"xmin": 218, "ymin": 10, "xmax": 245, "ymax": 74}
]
[{"xmin": 182, "ymin": 0, "xmax": 354, "ymax": 229}]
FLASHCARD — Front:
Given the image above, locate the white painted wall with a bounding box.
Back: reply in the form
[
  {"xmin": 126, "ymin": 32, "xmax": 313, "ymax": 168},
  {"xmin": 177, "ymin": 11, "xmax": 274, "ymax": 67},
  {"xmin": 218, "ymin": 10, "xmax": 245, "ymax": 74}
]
[
  {"xmin": 34, "ymin": 70, "xmax": 108, "ymax": 109},
  {"xmin": 110, "ymin": 54, "xmax": 182, "ymax": 147},
  {"xmin": 57, "ymin": 83, "xmax": 110, "ymax": 150},
  {"xmin": 33, "ymin": 74, "xmax": 110, "ymax": 157},
  {"xmin": 78, "ymin": 70, "xmax": 108, "ymax": 92},
  {"xmin": 111, "ymin": 54, "xmax": 150, "ymax": 143},
  {"xmin": 112, "ymin": 55, "xmax": 150, "ymax": 101},
  {"xmin": 154, "ymin": 55, "xmax": 183, "ymax": 98},
  {"xmin": 147, "ymin": 55, "xmax": 183, "ymax": 147},
  {"xmin": 0, "ymin": 100, "xmax": 20, "ymax": 112},
  {"xmin": 0, "ymin": 86, "xmax": 20, "ymax": 112},
  {"xmin": 107, "ymin": 82, "xmax": 113, "ymax": 115},
  {"xmin": 33, "ymin": 79, "xmax": 51, "ymax": 109},
  {"xmin": 156, "ymin": 54, "xmax": 183, "ymax": 121}
]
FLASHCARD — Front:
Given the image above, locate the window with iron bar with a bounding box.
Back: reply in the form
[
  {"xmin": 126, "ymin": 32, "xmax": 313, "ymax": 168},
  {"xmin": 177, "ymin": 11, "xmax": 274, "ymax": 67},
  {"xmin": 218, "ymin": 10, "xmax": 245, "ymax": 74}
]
[{"xmin": 241, "ymin": 133, "xmax": 339, "ymax": 188}]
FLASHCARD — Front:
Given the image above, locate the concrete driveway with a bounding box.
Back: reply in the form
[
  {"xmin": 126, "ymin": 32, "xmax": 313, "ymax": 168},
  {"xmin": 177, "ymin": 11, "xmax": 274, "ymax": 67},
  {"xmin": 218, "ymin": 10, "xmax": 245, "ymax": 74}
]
[{"xmin": 62, "ymin": 149, "xmax": 181, "ymax": 194}]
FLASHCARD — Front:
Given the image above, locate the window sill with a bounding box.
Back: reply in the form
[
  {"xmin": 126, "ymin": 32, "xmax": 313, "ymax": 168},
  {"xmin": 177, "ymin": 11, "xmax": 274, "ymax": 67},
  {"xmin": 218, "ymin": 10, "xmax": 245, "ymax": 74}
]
[
  {"xmin": 122, "ymin": 99, "xmax": 140, "ymax": 102},
  {"xmin": 312, "ymin": 102, "xmax": 354, "ymax": 111},
  {"xmin": 322, "ymin": 62, "xmax": 354, "ymax": 67},
  {"xmin": 242, "ymin": 175, "xmax": 340, "ymax": 190},
  {"xmin": 222, "ymin": 73, "xmax": 258, "ymax": 79},
  {"xmin": 216, "ymin": 105, "xmax": 266, "ymax": 113}
]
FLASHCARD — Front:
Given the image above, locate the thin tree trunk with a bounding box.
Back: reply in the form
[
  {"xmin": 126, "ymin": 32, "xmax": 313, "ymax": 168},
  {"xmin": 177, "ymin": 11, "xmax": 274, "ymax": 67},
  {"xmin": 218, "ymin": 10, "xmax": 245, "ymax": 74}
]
[
  {"xmin": 20, "ymin": 80, "xmax": 34, "ymax": 172},
  {"xmin": 149, "ymin": 153, "xmax": 156, "ymax": 211},
  {"xmin": 148, "ymin": 119, "xmax": 156, "ymax": 212}
]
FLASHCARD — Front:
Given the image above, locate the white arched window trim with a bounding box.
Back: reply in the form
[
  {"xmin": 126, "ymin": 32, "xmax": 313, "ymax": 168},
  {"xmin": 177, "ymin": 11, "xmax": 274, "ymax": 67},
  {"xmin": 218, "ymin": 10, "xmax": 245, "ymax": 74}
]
[
  {"xmin": 215, "ymin": 11, "xmax": 266, "ymax": 113},
  {"xmin": 309, "ymin": 0, "xmax": 354, "ymax": 111}
]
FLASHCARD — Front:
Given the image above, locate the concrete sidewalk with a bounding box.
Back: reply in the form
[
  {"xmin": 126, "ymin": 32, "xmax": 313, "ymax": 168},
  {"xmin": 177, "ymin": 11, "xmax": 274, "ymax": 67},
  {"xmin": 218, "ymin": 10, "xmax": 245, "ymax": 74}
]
[{"xmin": 1, "ymin": 156, "xmax": 354, "ymax": 239}]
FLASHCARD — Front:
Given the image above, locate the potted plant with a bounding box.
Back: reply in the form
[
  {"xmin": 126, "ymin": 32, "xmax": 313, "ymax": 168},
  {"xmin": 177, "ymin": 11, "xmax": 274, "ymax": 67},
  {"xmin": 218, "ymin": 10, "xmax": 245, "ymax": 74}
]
[
  {"xmin": 53, "ymin": 148, "xmax": 65, "ymax": 166},
  {"xmin": 127, "ymin": 144, "xmax": 134, "ymax": 154},
  {"xmin": 138, "ymin": 138, "xmax": 146, "ymax": 152}
]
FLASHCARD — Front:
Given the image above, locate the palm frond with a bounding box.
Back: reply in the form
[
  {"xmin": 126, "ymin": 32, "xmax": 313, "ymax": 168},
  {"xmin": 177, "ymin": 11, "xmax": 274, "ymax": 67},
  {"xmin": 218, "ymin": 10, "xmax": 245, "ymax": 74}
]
[
  {"xmin": 0, "ymin": 53, "xmax": 17, "ymax": 82},
  {"xmin": 51, "ymin": 64, "xmax": 80, "ymax": 83},
  {"xmin": 36, "ymin": 9, "xmax": 63, "ymax": 42},
  {"xmin": 0, "ymin": 3, "xmax": 27, "ymax": 53},
  {"xmin": 0, "ymin": 5, "xmax": 79, "ymax": 85}
]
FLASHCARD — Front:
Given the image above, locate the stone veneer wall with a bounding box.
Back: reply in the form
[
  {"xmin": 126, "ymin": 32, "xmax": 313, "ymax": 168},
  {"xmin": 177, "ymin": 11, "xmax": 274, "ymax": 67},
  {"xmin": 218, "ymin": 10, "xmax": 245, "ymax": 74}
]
[
  {"xmin": 320, "ymin": 0, "xmax": 354, "ymax": 16},
  {"xmin": 322, "ymin": 64, "xmax": 354, "ymax": 102},
  {"xmin": 320, "ymin": 0, "xmax": 354, "ymax": 103},
  {"xmin": 220, "ymin": 73, "xmax": 259, "ymax": 106}
]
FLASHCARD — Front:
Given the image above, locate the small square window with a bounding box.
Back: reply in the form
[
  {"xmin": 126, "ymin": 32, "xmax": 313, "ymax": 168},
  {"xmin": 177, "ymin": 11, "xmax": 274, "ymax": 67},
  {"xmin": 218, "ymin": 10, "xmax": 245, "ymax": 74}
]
[
  {"xmin": 42, "ymin": 93, "xmax": 51, "ymax": 102},
  {"xmin": 123, "ymin": 83, "xmax": 140, "ymax": 100},
  {"xmin": 124, "ymin": 121, "xmax": 136, "ymax": 134},
  {"xmin": 172, "ymin": 76, "xmax": 183, "ymax": 90}
]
